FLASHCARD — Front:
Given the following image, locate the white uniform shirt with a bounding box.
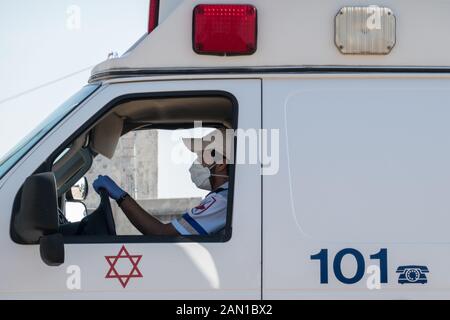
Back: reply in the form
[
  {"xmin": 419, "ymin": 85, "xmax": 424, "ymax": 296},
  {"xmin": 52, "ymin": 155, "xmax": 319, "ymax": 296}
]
[{"xmin": 171, "ymin": 182, "xmax": 229, "ymax": 235}]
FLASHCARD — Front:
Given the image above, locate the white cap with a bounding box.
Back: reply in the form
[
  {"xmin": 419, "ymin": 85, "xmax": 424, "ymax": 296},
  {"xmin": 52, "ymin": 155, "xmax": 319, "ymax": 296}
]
[{"xmin": 182, "ymin": 128, "xmax": 232, "ymax": 165}]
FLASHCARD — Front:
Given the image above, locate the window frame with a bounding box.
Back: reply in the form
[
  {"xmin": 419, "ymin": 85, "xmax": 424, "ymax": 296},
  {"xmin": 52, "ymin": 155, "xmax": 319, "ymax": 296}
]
[{"xmin": 41, "ymin": 90, "xmax": 239, "ymax": 244}]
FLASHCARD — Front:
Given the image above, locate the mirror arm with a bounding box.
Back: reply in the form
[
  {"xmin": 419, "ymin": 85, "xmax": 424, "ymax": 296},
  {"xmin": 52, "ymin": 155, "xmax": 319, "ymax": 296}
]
[{"xmin": 40, "ymin": 233, "xmax": 65, "ymax": 266}]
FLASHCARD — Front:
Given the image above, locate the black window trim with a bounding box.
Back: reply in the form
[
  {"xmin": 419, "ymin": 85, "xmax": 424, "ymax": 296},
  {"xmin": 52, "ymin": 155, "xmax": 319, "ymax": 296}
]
[{"xmin": 37, "ymin": 90, "xmax": 239, "ymax": 244}]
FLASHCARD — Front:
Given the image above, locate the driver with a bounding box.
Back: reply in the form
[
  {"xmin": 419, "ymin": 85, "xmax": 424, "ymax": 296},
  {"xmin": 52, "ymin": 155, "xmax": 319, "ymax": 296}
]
[{"xmin": 92, "ymin": 128, "xmax": 230, "ymax": 236}]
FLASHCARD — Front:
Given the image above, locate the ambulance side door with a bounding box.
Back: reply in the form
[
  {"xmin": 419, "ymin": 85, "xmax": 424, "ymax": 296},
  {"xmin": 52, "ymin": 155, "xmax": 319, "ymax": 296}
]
[{"xmin": 0, "ymin": 79, "xmax": 261, "ymax": 299}]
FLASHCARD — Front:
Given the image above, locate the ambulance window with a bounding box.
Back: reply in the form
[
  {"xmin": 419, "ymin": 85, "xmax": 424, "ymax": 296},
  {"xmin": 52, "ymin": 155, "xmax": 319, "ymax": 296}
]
[
  {"xmin": 84, "ymin": 127, "xmax": 225, "ymax": 234},
  {"xmin": 60, "ymin": 94, "xmax": 236, "ymax": 242}
]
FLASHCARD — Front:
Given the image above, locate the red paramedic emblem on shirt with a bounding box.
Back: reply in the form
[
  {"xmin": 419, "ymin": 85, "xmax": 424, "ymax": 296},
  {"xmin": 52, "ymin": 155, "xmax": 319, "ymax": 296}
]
[
  {"xmin": 192, "ymin": 196, "xmax": 216, "ymax": 215},
  {"xmin": 105, "ymin": 245, "xmax": 143, "ymax": 288}
]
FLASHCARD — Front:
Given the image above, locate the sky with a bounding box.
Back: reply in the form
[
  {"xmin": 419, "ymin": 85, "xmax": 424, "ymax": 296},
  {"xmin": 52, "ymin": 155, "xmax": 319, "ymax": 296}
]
[
  {"xmin": 0, "ymin": 0, "xmax": 207, "ymax": 199},
  {"xmin": 0, "ymin": 0, "xmax": 149, "ymax": 154}
]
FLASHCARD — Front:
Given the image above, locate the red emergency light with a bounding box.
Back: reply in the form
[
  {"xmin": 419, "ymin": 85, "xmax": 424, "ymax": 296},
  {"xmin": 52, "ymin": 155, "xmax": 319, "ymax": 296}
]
[
  {"xmin": 148, "ymin": 0, "xmax": 160, "ymax": 33},
  {"xmin": 193, "ymin": 4, "xmax": 257, "ymax": 56}
]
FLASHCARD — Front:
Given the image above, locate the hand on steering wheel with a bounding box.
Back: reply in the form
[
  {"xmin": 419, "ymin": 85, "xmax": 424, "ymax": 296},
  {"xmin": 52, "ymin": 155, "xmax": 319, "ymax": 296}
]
[
  {"xmin": 75, "ymin": 187, "xmax": 117, "ymax": 236},
  {"xmin": 93, "ymin": 175, "xmax": 122, "ymax": 236},
  {"xmin": 93, "ymin": 175, "xmax": 126, "ymax": 200}
]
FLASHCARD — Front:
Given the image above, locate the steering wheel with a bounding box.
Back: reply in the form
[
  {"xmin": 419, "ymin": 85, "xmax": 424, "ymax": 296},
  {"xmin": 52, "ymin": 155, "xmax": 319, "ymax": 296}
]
[{"xmin": 98, "ymin": 188, "xmax": 117, "ymax": 236}]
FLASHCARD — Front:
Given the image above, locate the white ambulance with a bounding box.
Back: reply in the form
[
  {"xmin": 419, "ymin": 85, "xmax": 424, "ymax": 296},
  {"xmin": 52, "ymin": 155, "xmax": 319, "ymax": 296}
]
[{"xmin": 2, "ymin": 0, "xmax": 450, "ymax": 299}]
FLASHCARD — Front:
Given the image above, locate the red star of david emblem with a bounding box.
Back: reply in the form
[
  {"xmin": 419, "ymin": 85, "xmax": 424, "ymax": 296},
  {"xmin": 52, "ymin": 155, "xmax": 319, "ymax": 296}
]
[{"xmin": 105, "ymin": 245, "xmax": 143, "ymax": 288}]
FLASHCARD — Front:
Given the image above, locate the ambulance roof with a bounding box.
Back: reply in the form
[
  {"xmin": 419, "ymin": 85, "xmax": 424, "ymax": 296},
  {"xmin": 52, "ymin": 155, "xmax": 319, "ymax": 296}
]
[{"xmin": 90, "ymin": 0, "xmax": 450, "ymax": 82}]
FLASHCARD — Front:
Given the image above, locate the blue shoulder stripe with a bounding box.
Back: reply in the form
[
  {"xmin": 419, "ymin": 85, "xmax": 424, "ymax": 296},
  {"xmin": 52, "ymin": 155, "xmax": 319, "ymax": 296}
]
[{"xmin": 182, "ymin": 213, "xmax": 208, "ymax": 235}]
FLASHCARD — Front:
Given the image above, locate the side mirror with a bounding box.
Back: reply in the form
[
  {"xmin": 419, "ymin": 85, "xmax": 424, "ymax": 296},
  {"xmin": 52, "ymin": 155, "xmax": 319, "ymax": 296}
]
[
  {"xmin": 67, "ymin": 176, "xmax": 88, "ymax": 201},
  {"xmin": 11, "ymin": 172, "xmax": 65, "ymax": 266}
]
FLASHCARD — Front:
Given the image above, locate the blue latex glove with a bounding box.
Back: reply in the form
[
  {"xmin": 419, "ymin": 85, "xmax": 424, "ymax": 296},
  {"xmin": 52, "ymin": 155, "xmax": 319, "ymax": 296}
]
[{"xmin": 93, "ymin": 175, "xmax": 126, "ymax": 200}]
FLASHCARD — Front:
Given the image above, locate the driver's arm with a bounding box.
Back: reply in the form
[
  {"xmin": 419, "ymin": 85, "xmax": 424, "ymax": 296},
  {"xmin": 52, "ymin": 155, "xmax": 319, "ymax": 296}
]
[
  {"xmin": 93, "ymin": 175, "xmax": 179, "ymax": 236},
  {"xmin": 119, "ymin": 195, "xmax": 179, "ymax": 236}
]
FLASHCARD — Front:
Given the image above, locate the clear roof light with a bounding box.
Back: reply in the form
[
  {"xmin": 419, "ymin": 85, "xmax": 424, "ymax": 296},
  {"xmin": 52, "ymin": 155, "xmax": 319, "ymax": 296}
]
[{"xmin": 335, "ymin": 6, "xmax": 396, "ymax": 55}]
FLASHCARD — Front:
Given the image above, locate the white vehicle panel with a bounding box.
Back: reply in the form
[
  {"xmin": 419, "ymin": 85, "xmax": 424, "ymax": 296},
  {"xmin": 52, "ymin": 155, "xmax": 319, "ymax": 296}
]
[
  {"xmin": 0, "ymin": 79, "xmax": 261, "ymax": 299},
  {"xmin": 263, "ymin": 75, "xmax": 450, "ymax": 299},
  {"xmin": 93, "ymin": 0, "xmax": 450, "ymax": 77}
]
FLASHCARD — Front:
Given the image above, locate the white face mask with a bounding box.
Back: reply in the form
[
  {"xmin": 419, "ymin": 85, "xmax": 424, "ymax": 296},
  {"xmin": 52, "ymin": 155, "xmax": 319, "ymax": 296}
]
[{"xmin": 189, "ymin": 162, "xmax": 228, "ymax": 191}]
